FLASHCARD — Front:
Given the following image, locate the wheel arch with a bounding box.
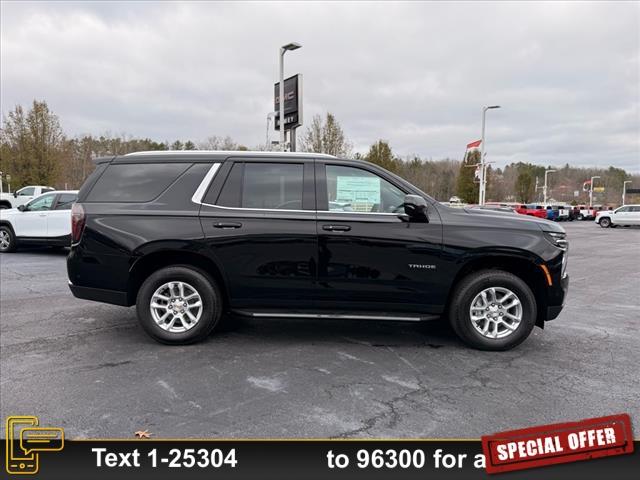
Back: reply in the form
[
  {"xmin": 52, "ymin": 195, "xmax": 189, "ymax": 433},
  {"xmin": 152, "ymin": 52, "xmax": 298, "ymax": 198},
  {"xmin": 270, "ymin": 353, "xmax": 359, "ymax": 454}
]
[
  {"xmin": 0, "ymin": 200, "xmax": 12, "ymax": 209},
  {"xmin": 127, "ymin": 249, "xmax": 229, "ymax": 308},
  {"xmin": 446, "ymin": 253, "xmax": 549, "ymax": 328}
]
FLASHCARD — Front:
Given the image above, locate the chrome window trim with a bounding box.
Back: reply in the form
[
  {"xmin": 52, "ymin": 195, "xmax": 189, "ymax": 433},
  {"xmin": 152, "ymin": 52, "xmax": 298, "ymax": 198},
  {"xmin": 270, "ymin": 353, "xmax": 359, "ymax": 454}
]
[
  {"xmin": 191, "ymin": 163, "xmax": 221, "ymax": 205},
  {"xmin": 192, "ymin": 161, "xmax": 403, "ymax": 216}
]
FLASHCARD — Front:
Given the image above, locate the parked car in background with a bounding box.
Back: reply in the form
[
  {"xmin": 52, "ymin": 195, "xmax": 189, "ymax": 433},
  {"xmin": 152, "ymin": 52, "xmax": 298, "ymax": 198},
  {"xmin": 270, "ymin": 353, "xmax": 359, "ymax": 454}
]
[
  {"xmin": 595, "ymin": 205, "xmax": 640, "ymax": 228},
  {"xmin": 515, "ymin": 204, "xmax": 547, "ymax": 219},
  {"xmin": 556, "ymin": 205, "xmax": 573, "ymax": 221},
  {"xmin": 576, "ymin": 205, "xmax": 600, "ymax": 220},
  {"xmin": 0, "ymin": 185, "xmax": 55, "ymax": 209},
  {"xmin": 0, "ymin": 190, "xmax": 78, "ymax": 252},
  {"xmin": 545, "ymin": 206, "xmax": 559, "ymax": 221}
]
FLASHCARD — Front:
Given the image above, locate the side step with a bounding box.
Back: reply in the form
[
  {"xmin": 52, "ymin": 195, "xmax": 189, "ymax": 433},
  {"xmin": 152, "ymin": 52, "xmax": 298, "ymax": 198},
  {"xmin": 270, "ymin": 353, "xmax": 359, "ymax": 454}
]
[{"xmin": 232, "ymin": 310, "xmax": 440, "ymax": 322}]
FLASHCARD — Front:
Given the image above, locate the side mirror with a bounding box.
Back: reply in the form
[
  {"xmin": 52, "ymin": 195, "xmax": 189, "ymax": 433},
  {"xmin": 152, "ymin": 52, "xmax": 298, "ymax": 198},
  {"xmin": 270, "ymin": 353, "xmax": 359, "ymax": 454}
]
[
  {"xmin": 403, "ymin": 194, "xmax": 428, "ymax": 222},
  {"xmin": 13, "ymin": 192, "xmax": 18, "ymax": 198},
  {"xmin": 17, "ymin": 205, "xmax": 26, "ymax": 212}
]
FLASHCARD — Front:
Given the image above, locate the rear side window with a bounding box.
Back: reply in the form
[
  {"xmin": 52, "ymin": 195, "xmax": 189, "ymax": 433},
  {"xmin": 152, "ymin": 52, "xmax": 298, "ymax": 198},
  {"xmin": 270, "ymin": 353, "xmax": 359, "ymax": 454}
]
[
  {"xmin": 54, "ymin": 193, "xmax": 77, "ymax": 210},
  {"xmin": 216, "ymin": 163, "xmax": 243, "ymax": 207},
  {"xmin": 86, "ymin": 163, "xmax": 190, "ymax": 202},
  {"xmin": 213, "ymin": 162, "xmax": 304, "ymax": 210},
  {"xmin": 242, "ymin": 163, "xmax": 303, "ymax": 210}
]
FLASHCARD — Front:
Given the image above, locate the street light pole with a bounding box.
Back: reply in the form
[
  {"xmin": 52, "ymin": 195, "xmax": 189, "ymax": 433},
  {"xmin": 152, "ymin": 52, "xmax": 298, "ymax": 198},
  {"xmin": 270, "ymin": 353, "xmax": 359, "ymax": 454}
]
[
  {"xmin": 278, "ymin": 42, "xmax": 301, "ymax": 152},
  {"xmin": 622, "ymin": 180, "xmax": 632, "ymax": 206},
  {"xmin": 479, "ymin": 105, "xmax": 501, "ymax": 205},
  {"xmin": 589, "ymin": 176, "xmax": 600, "ymax": 208},
  {"xmin": 543, "ymin": 169, "xmax": 557, "ymax": 206},
  {"xmin": 266, "ymin": 112, "xmax": 276, "ymax": 151}
]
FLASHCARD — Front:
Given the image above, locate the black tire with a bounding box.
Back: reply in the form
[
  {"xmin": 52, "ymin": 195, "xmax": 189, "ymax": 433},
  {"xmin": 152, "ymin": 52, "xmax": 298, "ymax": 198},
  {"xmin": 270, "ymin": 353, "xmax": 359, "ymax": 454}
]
[
  {"xmin": 0, "ymin": 225, "xmax": 17, "ymax": 252},
  {"xmin": 136, "ymin": 265, "xmax": 223, "ymax": 345},
  {"xmin": 448, "ymin": 270, "xmax": 537, "ymax": 351},
  {"xmin": 599, "ymin": 217, "xmax": 611, "ymax": 228},
  {"xmin": 576, "ymin": 213, "xmax": 584, "ymax": 220}
]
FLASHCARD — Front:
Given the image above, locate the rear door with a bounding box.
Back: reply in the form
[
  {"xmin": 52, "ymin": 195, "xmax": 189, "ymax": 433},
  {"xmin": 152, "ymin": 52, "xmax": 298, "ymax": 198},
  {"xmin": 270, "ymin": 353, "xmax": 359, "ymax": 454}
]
[
  {"xmin": 199, "ymin": 158, "xmax": 317, "ymax": 310},
  {"xmin": 48, "ymin": 193, "xmax": 77, "ymax": 239},
  {"xmin": 315, "ymin": 161, "xmax": 443, "ymax": 314}
]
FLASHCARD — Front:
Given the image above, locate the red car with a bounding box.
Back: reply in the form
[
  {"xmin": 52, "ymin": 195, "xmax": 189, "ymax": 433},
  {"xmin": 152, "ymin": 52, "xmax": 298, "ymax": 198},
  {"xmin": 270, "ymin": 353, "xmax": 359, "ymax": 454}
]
[{"xmin": 515, "ymin": 204, "xmax": 547, "ymax": 219}]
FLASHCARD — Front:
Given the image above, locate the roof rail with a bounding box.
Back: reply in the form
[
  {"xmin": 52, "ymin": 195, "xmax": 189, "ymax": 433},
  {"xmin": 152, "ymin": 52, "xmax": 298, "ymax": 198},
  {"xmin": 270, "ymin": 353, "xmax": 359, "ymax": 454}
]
[{"xmin": 124, "ymin": 150, "xmax": 337, "ymax": 158}]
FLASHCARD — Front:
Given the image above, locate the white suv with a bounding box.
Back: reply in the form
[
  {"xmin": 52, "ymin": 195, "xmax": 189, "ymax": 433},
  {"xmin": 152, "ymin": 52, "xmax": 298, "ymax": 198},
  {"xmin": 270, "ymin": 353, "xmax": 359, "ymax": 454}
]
[
  {"xmin": 0, "ymin": 190, "xmax": 78, "ymax": 252},
  {"xmin": 595, "ymin": 205, "xmax": 640, "ymax": 228}
]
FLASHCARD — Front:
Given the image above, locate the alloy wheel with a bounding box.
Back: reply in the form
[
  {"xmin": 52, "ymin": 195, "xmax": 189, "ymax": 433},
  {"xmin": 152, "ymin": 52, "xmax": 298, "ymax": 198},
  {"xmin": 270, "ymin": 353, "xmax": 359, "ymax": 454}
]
[
  {"xmin": 0, "ymin": 230, "xmax": 11, "ymax": 251},
  {"xmin": 149, "ymin": 281, "xmax": 203, "ymax": 333},
  {"xmin": 469, "ymin": 287, "xmax": 523, "ymax": 339}
]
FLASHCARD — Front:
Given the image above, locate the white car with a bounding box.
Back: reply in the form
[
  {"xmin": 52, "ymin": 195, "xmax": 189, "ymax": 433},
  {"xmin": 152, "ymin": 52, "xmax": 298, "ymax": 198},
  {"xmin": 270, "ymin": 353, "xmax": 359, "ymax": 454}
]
[
  {"xmin": 595, "ymin": 204, "xmax": 640, "ymax": 228},
  {"xmin": 0, "ymin": 190, "xmax": 78, "ymax": 252},
  {"xmin": 0, "ymin": 185, "xmax": 55, "ymax": 209}
]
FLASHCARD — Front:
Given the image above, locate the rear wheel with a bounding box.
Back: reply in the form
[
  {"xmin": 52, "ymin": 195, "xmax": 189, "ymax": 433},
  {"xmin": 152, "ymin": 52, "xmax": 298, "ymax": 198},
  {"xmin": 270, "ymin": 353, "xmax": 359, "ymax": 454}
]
[
  {"xmin": 448, "ymin": 270, "xmax": 537, "ymax": 351},
  {"xmin": 0, "ymin": 226, "xmax": 17, "ymax": 252},
  {"xmin": 599, "ymin": 217, "xmax": 611, "ymax": 228},
  {"xmin": 577, "ymin": 213, "xmax": 584, "ymax": 220},
  {"xmin": 136, "ymin": 265, "xmax": 222, "ymax": 344}
]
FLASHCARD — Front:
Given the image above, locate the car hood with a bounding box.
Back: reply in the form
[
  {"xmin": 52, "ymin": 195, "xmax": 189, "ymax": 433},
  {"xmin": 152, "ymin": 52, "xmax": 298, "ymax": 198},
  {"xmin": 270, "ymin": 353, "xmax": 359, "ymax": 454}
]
[{"xmin": 459, "ymin": 206, "xmax": 566, "ymax": 233}]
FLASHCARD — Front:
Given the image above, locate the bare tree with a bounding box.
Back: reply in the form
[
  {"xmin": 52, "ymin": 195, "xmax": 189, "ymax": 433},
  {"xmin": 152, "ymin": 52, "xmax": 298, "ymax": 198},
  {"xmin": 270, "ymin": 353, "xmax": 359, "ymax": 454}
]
[{"xmin": 300, "ymin": 113, "xmax": 351, "ymax": 157}]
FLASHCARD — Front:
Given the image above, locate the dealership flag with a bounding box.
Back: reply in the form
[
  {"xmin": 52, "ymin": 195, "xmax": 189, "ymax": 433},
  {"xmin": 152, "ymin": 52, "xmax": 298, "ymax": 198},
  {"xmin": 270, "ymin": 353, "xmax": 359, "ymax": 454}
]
[{"xmin": 466, "ymin": 139, "xmax": 482, "ymax": 150}]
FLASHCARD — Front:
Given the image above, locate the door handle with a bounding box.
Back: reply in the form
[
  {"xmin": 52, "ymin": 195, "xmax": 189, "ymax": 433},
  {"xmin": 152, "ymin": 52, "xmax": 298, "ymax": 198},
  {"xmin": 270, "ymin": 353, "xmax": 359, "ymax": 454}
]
[
  {"xmin": 322, "ymin": 224, "xmax": 351, "ymax": 232},
  {"xmin": 213, "ymin": 222, "xmax": 242, "ymax": 229},
  {"xmin": 39, "ymin": 214, "xmax": 47, "ymax": 217}
]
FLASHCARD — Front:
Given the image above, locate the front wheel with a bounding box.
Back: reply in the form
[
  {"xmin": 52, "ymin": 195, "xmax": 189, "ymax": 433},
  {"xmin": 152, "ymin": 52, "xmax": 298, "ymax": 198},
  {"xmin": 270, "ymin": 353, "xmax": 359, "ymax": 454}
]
[
  {"xmin": 599, "ymin": 217, "xmax": 611, "ymax": 228},
  {"xmin": 576, "ymin": 213, "xmax": 584, "ymax": 220},
  {"xmin": 136, "ymin": 265, "xmax": 223, "ymax": 344},
  {"xmin": 448, "ymin": 270, "xmax": 537, "ymax": 351}
]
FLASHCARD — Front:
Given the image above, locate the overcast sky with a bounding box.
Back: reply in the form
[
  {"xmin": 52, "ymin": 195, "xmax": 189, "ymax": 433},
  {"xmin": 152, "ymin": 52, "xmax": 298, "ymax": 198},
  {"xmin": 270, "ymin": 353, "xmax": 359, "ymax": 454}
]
[{"xmin": 1, "ymin": 1, "xmax": 639, "ymax": 170}]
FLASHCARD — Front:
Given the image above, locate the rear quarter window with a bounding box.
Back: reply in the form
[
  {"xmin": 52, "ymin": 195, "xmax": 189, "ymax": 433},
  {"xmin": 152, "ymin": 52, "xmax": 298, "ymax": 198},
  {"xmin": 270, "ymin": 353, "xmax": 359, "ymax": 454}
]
[{"xmin": 85, "ymin": 163, "xmax": 190, "ymax": 203}]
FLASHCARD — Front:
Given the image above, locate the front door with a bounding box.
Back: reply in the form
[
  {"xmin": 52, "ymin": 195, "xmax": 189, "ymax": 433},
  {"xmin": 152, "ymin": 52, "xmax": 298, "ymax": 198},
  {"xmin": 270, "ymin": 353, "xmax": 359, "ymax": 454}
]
[
  {"xmin": 14, "ymin": 193, "xmax": 55, "ymax": 237},
  {"xmin": 315, "ymin": 162, "xmax": 443, "ymax": 314},
  {"xmin": 199, "ymin": 159, "xmax": 317, "ymax": 310}
]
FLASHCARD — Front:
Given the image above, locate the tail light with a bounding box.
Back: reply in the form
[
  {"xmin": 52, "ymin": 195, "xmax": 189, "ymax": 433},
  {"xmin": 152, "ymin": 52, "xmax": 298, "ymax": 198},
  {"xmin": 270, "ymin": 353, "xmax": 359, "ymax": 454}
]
[{"xmin": 71, "ymin": 203, "xmax": 86, "ymax": 244}]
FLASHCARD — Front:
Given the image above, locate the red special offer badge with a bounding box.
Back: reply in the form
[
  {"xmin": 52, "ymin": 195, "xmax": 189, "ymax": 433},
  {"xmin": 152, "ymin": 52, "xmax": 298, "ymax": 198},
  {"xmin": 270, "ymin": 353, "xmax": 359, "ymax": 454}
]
[{"xmin": 481, "ymin": 413, "xmax": 634, "ymax": 474}]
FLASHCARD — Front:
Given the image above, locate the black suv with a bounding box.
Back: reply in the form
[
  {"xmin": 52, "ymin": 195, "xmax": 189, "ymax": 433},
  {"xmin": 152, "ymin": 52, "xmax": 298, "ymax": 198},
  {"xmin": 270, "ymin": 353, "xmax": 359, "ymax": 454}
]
[{"xmin": 67, "ymin": 151, "xmax": 569, "ymax": 350}]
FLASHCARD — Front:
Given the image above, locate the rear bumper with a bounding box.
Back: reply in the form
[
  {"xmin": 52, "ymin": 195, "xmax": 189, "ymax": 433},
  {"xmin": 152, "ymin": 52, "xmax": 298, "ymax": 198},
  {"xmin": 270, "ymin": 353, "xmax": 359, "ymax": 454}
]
[
  {"xmin": 68, "ymin": 281, "xmax": 129, "ymax": 307},
  {"xmin": 546, "ymin": 273, "xmax": 569, "ymax": 320}
]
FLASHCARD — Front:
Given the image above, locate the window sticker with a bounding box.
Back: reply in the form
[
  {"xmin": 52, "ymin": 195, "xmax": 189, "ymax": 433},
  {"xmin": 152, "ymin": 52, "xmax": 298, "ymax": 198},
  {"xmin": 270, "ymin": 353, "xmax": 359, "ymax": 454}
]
[{"xmin": 336, "ymin": 176, "xmax": 381, "ymax": 212}]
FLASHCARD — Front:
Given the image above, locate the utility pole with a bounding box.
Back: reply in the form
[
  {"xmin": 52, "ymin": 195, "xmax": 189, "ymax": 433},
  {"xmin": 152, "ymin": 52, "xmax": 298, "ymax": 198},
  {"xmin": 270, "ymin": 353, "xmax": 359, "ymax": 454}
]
[
  {"xmin": 479, "ymin": 105, "xmax": 501, "ymax": 205},
  {"xmin": 589, "ymin": 176, "xmax": 600, "ymax": 208},
  {"xmin": 622, "ymin": 180, "xmax": 632, "ymax": 206},
  {"xmin": 543, "ymin": 169, "xmax": 557, "ymax": 206}
]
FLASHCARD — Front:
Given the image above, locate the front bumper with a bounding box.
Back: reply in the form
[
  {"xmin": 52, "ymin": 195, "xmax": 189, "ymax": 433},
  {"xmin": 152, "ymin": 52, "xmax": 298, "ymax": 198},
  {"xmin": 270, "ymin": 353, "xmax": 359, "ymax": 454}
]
[{"xmin": 546, "ymin": 273, "xmax": 569, "ymax": 320}]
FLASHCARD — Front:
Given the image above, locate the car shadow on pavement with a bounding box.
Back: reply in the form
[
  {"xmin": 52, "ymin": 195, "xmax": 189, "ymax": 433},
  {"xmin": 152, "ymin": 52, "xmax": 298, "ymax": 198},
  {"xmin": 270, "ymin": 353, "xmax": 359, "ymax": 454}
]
[{"xmin": 211, "ymin": 315, "xmax": 463, "ymax": 350}]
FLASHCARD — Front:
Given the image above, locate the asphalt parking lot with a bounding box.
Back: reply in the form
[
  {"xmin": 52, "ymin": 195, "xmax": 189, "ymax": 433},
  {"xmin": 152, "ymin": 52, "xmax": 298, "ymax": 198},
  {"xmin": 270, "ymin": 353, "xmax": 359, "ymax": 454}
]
[{"xmin": 1, "ymin": 221, "xmax": 639, "ymax": 439}]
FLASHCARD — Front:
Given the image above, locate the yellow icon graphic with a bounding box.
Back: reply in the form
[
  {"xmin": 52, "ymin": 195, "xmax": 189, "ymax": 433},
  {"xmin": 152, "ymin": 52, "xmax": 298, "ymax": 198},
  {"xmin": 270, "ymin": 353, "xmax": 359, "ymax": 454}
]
[{"xmin": 6, "ymin": 416, "xmax": 64, "ymax": 475}]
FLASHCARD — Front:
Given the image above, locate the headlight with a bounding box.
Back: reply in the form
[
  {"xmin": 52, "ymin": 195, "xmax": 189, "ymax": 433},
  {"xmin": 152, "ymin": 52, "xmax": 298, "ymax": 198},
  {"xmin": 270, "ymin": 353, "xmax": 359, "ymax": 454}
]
[{"xmin": 544, "ymin": 231, "xmax": 568, "ymax": 250}]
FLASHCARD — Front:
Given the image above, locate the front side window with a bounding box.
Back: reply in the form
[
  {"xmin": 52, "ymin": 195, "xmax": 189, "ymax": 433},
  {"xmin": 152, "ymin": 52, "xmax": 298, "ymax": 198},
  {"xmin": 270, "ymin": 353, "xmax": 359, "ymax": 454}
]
[
  {"xmin": 26, "ymin": 194, "xmax": 55, "ymax": 211},
  {"xmin": 325, "ymin": 165, "xmax": 405, "ymax": 213},
  {"xmin": 54, "ymin": 193, "xmax": 77, "ymax": 210},
  {"xmin": 616, "ymin": 206, "xmax": 629, "ymax": 213},
  {"xmin": 17, "ymin": 187, "xmax": 35, "ymax": 196}
]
